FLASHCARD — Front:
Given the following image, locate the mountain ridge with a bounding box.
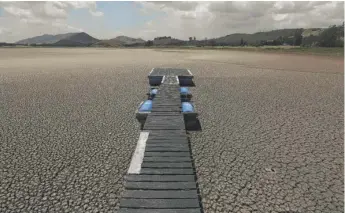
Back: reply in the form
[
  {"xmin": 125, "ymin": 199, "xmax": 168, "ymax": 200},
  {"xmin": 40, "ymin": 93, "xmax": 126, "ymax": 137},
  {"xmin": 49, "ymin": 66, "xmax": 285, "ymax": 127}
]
[
  {"xmin": 12, "ymin": 24, "xmax": 343, "ymax": 47},
  {"xmin": 16, "ymin": 32, "xmax": 100, "ymax": 46},
  {"xmin": 92, "ymin": 36, "xmax": 146, "ymax": 47}
]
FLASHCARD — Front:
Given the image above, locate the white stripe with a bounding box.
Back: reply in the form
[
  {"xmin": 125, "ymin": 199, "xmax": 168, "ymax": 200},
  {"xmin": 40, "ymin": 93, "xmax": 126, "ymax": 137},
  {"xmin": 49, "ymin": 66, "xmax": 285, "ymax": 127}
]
[
  {"xmin": 127, "ymin": 131, "xmax": 150, "ymax": 174},
  {"xmin": 175, "ymin": 76, "xmax": 180, "ymax": 84},
  {"xmin": 161, "ymin": 76, "xmax": 165, "ymax": 84},
  {"xmin": 149, "ymin": 68, "xmax": 154, "ymax": 75},
  {"xmin": 187, "ymin": 69, "xmax": 193, "ymax": 76}
]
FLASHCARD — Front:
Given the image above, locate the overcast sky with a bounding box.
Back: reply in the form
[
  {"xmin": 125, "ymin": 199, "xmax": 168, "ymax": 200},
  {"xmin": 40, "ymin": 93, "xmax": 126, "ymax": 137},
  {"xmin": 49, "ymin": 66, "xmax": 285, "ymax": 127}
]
[{"xmin": 0, "ymin": 1, "xmax": 344, "ymax": 42}]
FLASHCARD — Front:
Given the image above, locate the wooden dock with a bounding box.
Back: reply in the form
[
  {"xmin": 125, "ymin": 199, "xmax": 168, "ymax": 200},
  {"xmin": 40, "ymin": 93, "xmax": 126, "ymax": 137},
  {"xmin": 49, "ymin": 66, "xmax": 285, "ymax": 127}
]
[{"xmin": 118, "ymin": 68, "xmax": 202, "ymax": 213}]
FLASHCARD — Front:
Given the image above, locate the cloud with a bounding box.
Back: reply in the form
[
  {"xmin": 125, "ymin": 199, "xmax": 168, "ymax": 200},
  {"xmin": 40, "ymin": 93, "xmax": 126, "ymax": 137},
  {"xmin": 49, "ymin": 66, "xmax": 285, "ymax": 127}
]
[
  {"xmin": 150, "ymin": 2, "xmax": 199, "ymax": 11},
  {"xmin": 0, "ymin": 1, "xmax": 343, "ymax": 42},
  {"xmin": 128, "ymin": 1, "xmax": 344, "ymax": 40},
  {"xmin": 0, "ymin": 1, "xmax": 103, "ymax": 42},
  {"xmin": 0, "ymin": 27, "xmax": 11, "ymax": 35},
  {"xmin": 89, "ymin": 10, "xmax": 103, "ymax": 17}
]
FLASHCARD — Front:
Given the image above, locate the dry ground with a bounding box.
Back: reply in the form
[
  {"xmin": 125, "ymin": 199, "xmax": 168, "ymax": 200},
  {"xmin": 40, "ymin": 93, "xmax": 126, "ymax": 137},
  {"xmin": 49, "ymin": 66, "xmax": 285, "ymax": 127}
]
[{"xmin": 0, "ymin": 48, "xmax": 343, "ymax": 213}]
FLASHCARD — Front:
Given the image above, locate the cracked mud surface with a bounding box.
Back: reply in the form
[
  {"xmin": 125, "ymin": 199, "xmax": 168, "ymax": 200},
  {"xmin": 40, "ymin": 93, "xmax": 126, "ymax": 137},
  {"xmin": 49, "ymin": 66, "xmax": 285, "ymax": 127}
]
[{"xmin": 0, "ymin": 48, "xmax": 343, "ymax": 212}]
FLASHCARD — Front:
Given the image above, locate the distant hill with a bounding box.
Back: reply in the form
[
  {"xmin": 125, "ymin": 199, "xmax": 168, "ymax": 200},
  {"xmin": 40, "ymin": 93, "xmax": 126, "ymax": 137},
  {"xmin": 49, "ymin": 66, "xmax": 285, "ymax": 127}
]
[
  {"xmin": 53, "ymin": 32, "xmax": 99, "ymax": 46},
  {"xmin": 16, "ymin": 33, "xmax": 77, "ymax": 45},
  {"xmin": 114, "ymin": 36, "xmax": 145, "ymax": 44},
  {"xmin": 152, "ymin": 36, "xmax": 185, "ymax": 46},
  {"xmin": 11, "ymin": 24, "xmax": 343, "ymax": 48},
  {"xmin": 211, "ymin": 29, "xmax": 304, "ymax": 46},
  {"xmin": 16, "ymin": 32, "xmax": 99, "ymax": 46},
  {"xmin": 93, "ymin": 36, "xmax": 145, "ymax": 47}
]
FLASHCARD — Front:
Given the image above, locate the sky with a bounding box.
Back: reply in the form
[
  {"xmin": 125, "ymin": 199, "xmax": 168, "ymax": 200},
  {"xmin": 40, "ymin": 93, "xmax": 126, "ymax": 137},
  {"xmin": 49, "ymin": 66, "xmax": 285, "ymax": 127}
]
[{"xmin": 0, "ymin": 1, "xmax": 344, "ymax": 42}]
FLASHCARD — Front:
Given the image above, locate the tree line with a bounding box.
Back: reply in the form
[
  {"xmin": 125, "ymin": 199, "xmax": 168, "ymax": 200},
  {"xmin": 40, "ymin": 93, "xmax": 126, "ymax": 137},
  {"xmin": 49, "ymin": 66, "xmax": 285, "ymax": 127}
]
[
  {"xmin": 144, "ymin": 23, "xmax": 344, "ymax": 48},
  {"xmin": 230, "ymin": 23, "xmax": 344, "ymax": 47}
]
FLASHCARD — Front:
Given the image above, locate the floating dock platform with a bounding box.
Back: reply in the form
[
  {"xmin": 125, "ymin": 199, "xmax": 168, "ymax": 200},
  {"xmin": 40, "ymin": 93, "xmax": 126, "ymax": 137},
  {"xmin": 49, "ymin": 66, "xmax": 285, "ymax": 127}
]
[
  {"xmin": 119, "ymin": 68, "xmax": 202, "ymax": 213},
  {"xmin": 148, "ymin": 68, "xmax": 194, "ymax": 86}
]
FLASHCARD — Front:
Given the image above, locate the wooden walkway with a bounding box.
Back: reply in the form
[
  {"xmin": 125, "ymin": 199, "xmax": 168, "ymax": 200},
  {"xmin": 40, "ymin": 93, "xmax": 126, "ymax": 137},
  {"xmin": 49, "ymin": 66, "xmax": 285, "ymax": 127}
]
[{"xmin": 118, "ymin": 69, "xmax": 202, "ymax": 213}]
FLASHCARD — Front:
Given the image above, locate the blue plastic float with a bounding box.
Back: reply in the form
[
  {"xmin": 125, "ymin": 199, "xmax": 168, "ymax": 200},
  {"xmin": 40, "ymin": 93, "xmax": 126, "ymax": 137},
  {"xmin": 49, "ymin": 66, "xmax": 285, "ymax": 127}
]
[
  {"xmin": 150, "ymin": 89, "xmax": 158, "ymax": 96},
  {"xmin": 139, "ymin": 100, "xmax": 153, "ymax": 112},
  {"xmin": 180, "ymin": 87, "xmax": 189, "ymax": 95},
  {"xmin": 182, "ymin": 102, "xmax": 194, "ymax": 112}
]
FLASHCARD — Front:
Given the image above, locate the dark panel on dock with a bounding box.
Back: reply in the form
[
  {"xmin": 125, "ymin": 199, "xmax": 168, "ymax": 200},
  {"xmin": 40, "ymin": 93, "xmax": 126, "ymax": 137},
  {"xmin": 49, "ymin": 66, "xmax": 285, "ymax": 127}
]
[{"xmin": 149, "ymin": 68, "xmax": 192, "ymax": 77}]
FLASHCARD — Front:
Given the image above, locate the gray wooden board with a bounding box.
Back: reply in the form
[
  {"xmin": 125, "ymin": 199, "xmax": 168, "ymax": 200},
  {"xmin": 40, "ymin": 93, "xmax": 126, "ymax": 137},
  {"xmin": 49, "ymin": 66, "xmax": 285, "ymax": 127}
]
[
  {"xmin": 144, "ymin": 152, "xmax": 191, "ymax": 157},
  {"xmin": 141, "ymin": 162, "xmax": 193, "ymax": 168},
  {"xmin": 148, "ymin": 135, "xmax": 188, "ymax": 139},
  {"xmin": 152, "ymin": 99, "xmax": 180, "ymax": 102},
  {"xmin": 144, "ymin": 115, "xmax": 184, "ymax": 123},
  {"xmin": 145, "ymin": 150, "xmax": 189, "ymax": 155},
  {"xmin": 147, "ymin": 136, "xmax": 188, "ymax": 140},
  {"xmin": 151, "ymin": 108, "xmax": 181, "ymax": 112},
  {"xmin": 145, "ymin": 143, "xmax": 188, "ymax": 147},
  {"xmin": 152, "ymin": 105, "xmax": 180, "ymax": 109},
  {"xmin": 151, "ymin": 104, "xmax": 181, "ymax": 106},
  {"xmin": 145, "ymin": 144, "xmax": 189, "ymax": 149},
  {"xmin": 140, "ymin": 168, "xmax": 194, "ymax": 175},
  {"xmin": 125, "ymin": 182, "xmax": 196, "ymax": 190},
  {"xmin": 143, "ymin": 157, "xmax": 192, "ymax": 162},
  {"xmin": 154, "ymin": 97, "xmax": 180, "ymax": 100},
  {"xmin": 120, "ymin": 198, "xmax": 199, "ymax": 209},
  {"xmin": 153, "ymin": 101, "xmax": 181, "ymax": 105},
  {"xmin": 125, "ymin": 175, "xmax": 195, "ymax": 182},
  {"xmin": 144, "ymin": 124, "xmax": 185, "ymax": 130},
  {"xmin": 145, "ymin": 147, "xmax": 189, "ymax": 152},
  {"xmin": 143, "ymin": 126, "xmax": 185, "ymax": 130},
  {"xmin": 148, "ymin": 130, "xmax": 186, "ymax": 135},
  {"xmin": 146, "ymin": 140, "xmax": 188, "ymax": 144},
  {"xmin": 122, "ymin": 190, "xmax": 199, "ymax": 199},
  {"xmin": 148, "ymin": 112, "xmax": 182, "ymax": 116},
  {"xmin": 144, "ymin": 124, "xmax": 185, "ymax": 129},
  {"xmin": 119, "ymin": 209, "xmax": 201, "ymax": 213},
  {"xmin": 147, "ymin": 136, "xmax": 187, "ymax": 140},
  {"xmin": 146, "ymin": 138, "xmax": 188, "ymax": 142}
]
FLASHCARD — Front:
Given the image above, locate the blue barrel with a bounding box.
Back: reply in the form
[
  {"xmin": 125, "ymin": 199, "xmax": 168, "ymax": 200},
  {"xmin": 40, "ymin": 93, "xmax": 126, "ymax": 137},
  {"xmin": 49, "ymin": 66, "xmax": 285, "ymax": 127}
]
[
  {"xmin": 180, "ymin": 87, "xmax": 189, "ymax": 95},
  {"xmin": 150, "ymin": 89, "xmax": 158, "ymax": 96},
  {"xmin": 139, "ymin": 100, "xmax": 152, "ymax": 112},
  {"xmin": 182, "ymin": 102, "xmax": 194, "ymax": 112}
]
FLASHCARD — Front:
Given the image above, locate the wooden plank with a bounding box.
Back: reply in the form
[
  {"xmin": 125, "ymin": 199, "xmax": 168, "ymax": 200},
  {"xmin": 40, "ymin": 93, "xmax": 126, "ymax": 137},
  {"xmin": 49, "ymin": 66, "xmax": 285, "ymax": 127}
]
[
  {"xmin": 142, "ymin": 162, "xmax": 193, "ymax": 168},
  {"xmin": 125, "ymin": 175, "xmax": 195, "ymax": 182},
  {"xmin": 120, "ymin": 198, "xmax": 199, "ymax": 209},
  {"xmin": 125, "ymin": 182, "xmax": 196, "ymax": 190},
  {"xmin": 122, "ymin": 190, "xmax": 198, "ymax": 199}
]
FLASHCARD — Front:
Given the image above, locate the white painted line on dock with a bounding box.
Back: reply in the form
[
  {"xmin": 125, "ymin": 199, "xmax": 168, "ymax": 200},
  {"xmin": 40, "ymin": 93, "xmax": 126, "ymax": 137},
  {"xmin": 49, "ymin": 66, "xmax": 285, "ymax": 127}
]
[
  {"xmin": 175, "ymin": 76, "xmax": 180, "ymax": 84},
  {"xmin": 127, "ymin": 131, "xmax": 150, "ymax": 174},
  {"xmin": 187, "ymin": 69, "xmax": 193, "ymax": 76},
  {"xmin": 149, "ymin": 68, "xmax": 154, "ymax": 75},
  {"xmin": 161, "ymin": 75, "xmax": 166, "ymax": 84}
]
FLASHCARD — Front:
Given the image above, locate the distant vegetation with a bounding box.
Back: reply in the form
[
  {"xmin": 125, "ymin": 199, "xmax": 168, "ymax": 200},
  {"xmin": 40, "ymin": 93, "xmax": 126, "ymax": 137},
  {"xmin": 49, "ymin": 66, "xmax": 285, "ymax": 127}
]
[
  {"xmin": 1, "ymin": 23, "xmax": 343, "ymax": 50},
  {"xmin": 92, "ymin": 36, "xmax": 145, "ymax": 47},
  {"xmin": 200, "ymin": 23, "xmax": 344, "ymax": 48}
]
